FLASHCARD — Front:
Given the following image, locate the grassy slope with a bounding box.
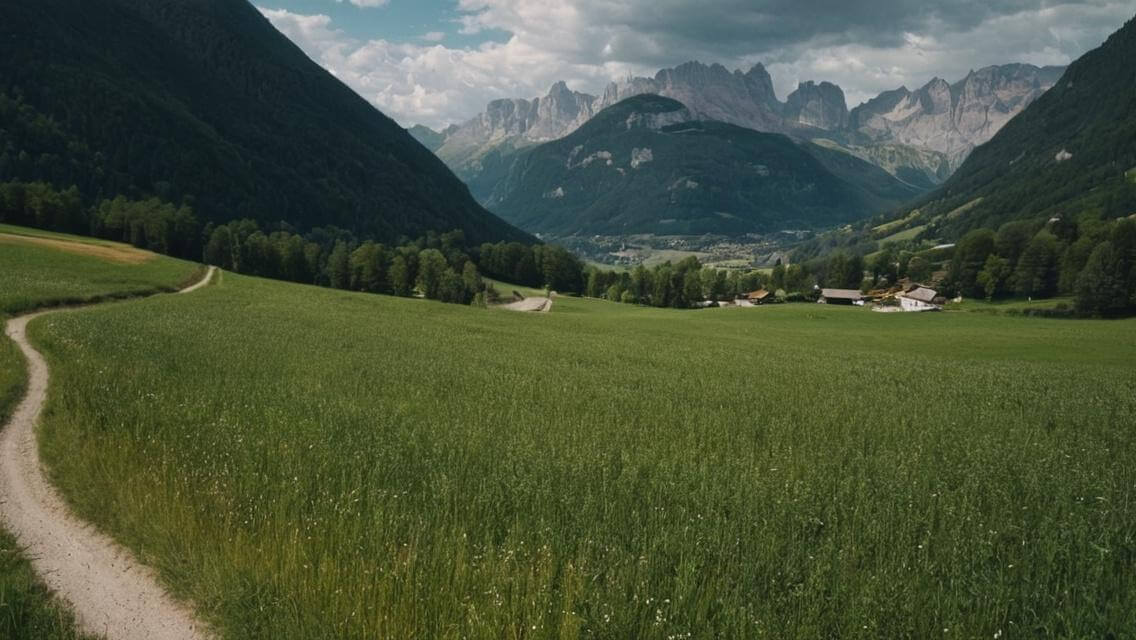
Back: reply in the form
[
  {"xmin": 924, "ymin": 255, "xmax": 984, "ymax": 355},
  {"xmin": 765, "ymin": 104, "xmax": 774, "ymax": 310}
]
[
  {"xmin": 0, "ymin": 226, "xmax": 199, "ymax": 640},
  {"xmin": 0, "ymin": 230, "xmax": 202, "ymax": 315},
  {"xmin": 27, "ymin": 271, "xmax": 1136, "ymax": 639}
]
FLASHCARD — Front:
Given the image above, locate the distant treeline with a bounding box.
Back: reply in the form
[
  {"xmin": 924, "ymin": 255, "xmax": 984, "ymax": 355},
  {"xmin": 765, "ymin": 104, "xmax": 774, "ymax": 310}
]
[
  {"xmin": 585, "ymin": 258, "xmax": 759, "ymax": 308},
  {"xmin": 585, "ymin": 214, "xmax": 1136, "ymax": 317},
  {"xmin": 582, "ymin": 251, "xmax": 894, "ymax": 308},
  {"xmin": 0, "ymin": 181, "xmax": 586, "ymax": 305}
]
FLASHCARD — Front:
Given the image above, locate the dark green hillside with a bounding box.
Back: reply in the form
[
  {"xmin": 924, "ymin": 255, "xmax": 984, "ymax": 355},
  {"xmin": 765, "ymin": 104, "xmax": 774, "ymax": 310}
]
[
  {"xmin": 0, "ymin": 0, "xmax": 528, "ymax": 244},
  {"xmin": 490, "ymin": 95, "xmax": 922, "ymax": 236},
  {"xmin": 912, "ymin": 15, "xmax": 1136, "ymax": 237},
  {"xmin": 805, "ymin": 143, "xmax": 929, "ymax": 214}
]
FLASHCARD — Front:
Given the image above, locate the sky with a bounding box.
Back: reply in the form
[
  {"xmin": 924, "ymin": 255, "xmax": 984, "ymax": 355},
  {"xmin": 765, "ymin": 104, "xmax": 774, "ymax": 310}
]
[{"xmin": 257, "ymin": 0, "xmax": 1136, "ymax": 130}]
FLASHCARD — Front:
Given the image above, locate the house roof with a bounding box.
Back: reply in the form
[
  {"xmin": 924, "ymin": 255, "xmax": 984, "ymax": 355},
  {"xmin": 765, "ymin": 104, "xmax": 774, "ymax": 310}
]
[
  {"xmin": 901, "ymin": 287, "xmax": 938, "ymax": 303},
  {"xmin": 820, "ymin": 288, "xmax": 862, "ymax": 300},
  {"xmin": 747, "ymin": 289, "xmax": 771, "ymax": 300}
]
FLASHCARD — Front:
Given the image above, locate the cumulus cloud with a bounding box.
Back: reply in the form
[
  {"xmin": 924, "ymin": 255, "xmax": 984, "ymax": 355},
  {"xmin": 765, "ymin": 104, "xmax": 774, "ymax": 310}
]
[
  {"xmin": 260, "ymin": 1, "xmax": 1134, "ymax": 129},
  {"xmin": 421, "ymin": 31, "xmax": 446, "ymax": 42}
]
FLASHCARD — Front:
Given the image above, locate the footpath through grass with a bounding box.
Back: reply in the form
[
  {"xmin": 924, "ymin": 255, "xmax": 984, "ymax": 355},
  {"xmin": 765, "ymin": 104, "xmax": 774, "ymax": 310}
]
[
  {"xmin": 1, "ymin": 333, "xmax": 94, "ymax": 640},
  {"xmin": 28, "ymin": 272, "xmax": 1136, "ymax": 638},
  {"xmin": 0, "ymin": 225, "xmax": 198, "ymax": 640}
]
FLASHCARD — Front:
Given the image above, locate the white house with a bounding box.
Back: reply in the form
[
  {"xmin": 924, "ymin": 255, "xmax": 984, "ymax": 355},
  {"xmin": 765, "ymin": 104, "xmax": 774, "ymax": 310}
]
[{"xmin": 898, "ymin": 286, "xmax": 942, "ymax": 312}]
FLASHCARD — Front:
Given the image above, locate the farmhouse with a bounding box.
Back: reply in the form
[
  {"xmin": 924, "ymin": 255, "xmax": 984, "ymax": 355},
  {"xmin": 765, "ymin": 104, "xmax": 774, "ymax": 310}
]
[
  {"xmin": 898, "ymin": 286, "xmax": 943, "ymax": 312},
  {"xmin": 746, "ymin": 289, "xmax": 773, "ymax": 305},
  {"xmin": 818, "ymin": 288, "xmax": 863, "ymax": 305}
]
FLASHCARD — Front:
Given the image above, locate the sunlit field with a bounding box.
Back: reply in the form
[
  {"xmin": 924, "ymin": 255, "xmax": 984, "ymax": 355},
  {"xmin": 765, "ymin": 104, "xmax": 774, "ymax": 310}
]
[
  {"xmin": 0, "ymin": 225, "xmax": 201, "ymax": 315},
  {"xmin": 27, "ymin": 270, "xmax": 1136, "ymax": 638}
]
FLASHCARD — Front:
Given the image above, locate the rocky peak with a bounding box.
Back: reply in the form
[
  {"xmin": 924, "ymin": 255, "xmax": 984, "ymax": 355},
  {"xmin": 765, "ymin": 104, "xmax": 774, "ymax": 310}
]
[
  {"xmin": 547, "ymin": 80, "xmax": 571, "ymax": 96},
  {"xmin": 847, "ymin": 63, "xmax": 1065, "ymax": 178},
  {"xmin": 916, "ymin": 77, "xmax": 953, "ymax": 114},
  {"xmin": 480, "ymin": 98, "xmax": 535, "ymax": 138},
  {"xmin": 529, "ymin": 82, "xmax": 597, "ymax": 140},
  {"xmin": 656, "ymin": 61, "xmax": 734, "ymax": 88},
  {"xmin": 434, "ymin": 59, "xmax": 1064, "ymax": 196},
  {"xmin": 784, "ymin": 80, "xmax": 848, "ymax": 130}
]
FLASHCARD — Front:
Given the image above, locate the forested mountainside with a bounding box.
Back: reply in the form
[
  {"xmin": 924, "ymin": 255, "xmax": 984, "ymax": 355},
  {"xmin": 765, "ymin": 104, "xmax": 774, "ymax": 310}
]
[
  {"xmin": 880, "ymin": 14, "xmax": 1136, "ymax": 240},
  {"xmin": 489, "ymin": 95, "xmax": 922, "ymax": 235},
  {"xmin": 0, "ymin": 0, "xmax": 529, "ymax": 244}
]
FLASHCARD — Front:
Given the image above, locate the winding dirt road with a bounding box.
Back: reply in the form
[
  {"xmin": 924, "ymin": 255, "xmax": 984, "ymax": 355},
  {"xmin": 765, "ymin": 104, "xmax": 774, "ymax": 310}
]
[{"xmin": 0, "ymin": 266, "xmax": 217, "ymax": 640}]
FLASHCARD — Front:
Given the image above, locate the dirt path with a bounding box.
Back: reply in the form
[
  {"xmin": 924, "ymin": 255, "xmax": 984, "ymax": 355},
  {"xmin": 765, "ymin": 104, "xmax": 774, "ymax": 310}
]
[
  {"xmin": 0, "ymin": 266, "xmax": 217, "ymax": 640},
  {"xmin": 501, "ymin": 296, "xmax": 553, "ymax": 312}
]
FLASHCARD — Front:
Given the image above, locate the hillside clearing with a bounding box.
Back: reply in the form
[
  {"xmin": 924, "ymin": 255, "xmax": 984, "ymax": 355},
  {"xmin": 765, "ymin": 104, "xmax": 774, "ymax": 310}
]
[{"xmin": 0, "ymin": 232, "xmax": 155, "ymax": 264}]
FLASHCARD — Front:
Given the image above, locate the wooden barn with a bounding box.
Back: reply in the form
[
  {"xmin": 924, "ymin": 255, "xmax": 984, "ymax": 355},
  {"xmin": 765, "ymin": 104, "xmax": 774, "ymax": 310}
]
[
  {"xmin": 818, "ymin": 288, "xmax": 863, "ymax": 305},
  {"xmin": 746, "ymin": 289, "xmax": 774, "ymax": 305}
]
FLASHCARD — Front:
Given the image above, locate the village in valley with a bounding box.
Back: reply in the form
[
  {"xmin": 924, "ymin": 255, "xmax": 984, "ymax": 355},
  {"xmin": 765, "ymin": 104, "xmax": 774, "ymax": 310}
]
[{"xmin": 702, "ymin": 282, "xmax": 947, "ymax": 311}]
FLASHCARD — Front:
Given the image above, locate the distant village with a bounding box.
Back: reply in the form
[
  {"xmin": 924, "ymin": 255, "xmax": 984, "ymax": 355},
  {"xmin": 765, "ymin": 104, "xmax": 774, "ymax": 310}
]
[{"xmin": 704, "ymin": 282, "xmax": 948, "ymax": 312}]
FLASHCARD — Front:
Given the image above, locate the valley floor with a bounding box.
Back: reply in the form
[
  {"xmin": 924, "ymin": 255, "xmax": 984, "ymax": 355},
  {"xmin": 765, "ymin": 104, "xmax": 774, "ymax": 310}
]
[{"xmin": 21, "ymin": 269, "xmax": 1136, "ymax": 638}]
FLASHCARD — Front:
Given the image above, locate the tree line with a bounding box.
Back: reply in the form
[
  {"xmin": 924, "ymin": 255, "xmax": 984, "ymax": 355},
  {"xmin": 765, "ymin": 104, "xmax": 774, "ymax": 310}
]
[
  {"xmin": 584, "ymin": 258, "xmax": 779, "ymax": 308},
  {"xmin": 944, "ymin": 215, "xmax": 1136, "ymax": 316},
  {"xmin": 0, "ymin": 180, "xmax": 588, "ymax": 306}
]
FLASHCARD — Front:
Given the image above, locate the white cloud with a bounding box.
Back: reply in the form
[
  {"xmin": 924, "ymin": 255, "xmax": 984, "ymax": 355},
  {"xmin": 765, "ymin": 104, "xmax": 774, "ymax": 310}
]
[
  {"xmin": 421, "ymin": 31, "xmax": 446, "ymax": 42},
  {"xmin": 337, "ymin": 0, "xmax": 389, "ymax": 7},
  {"xmin": 259, "ymin": 1, "xmax": 1134, "ymax": 129}
]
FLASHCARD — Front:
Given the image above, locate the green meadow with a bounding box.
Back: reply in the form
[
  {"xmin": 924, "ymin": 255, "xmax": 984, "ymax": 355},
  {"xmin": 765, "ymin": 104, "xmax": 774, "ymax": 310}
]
[
  {"xmin": 0, "ymin": 225, "xmax": 199, "ymax": 640},
  {"xmin": 21, "ymin": 266, "xmax": 1136, "ymax": 638},
  {"xmin": 0, "ymin": 226, "xmax": 201, "ymax": 315}
]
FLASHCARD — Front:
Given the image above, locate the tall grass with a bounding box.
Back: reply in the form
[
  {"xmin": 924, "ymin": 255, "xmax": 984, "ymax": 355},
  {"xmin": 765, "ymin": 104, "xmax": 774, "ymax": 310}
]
[
  {"xmin": 0, "ymin": 226, "xmax": 198, "ymax": 639},
  {"xmin": 28, "ymin": 273, "xmax": 1136, "ymax": 638}
]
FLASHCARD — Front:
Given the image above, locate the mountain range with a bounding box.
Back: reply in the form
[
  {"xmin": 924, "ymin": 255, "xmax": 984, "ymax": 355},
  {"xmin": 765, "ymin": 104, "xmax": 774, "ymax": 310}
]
[
  {"xmin": 880, "ymin": 14, "xmax": 1136, "ymax": 239},
  {"xmin": 487, "ymin": 95, "xmax": 923, "ymax": 236},
  {"xmin": 412, "ymin": 61, "xmax": 1064, "ymax": 203},
  {"xmin": 0, "ymin": 0, "xmax": 528, "ymax": 244}
]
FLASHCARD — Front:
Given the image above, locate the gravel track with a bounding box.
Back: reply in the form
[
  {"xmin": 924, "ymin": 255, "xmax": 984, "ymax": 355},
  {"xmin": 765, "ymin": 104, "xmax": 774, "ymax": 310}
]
[{"xmin": 0, "ymin": 266, "xmax": 217, "ymax": 640}]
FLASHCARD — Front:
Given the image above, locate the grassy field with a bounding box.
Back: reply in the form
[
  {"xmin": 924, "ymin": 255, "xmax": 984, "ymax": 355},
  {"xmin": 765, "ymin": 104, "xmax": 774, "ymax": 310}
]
[
  {"xmin": 877, "ymin": 224, "xmax": 927, "ymax": 245},
  {"xmin": 944, "ymin": 296, "xmax": 1076, "ymax": 314},
  {"xmin": 24, "ymin": 270, "xmax": 1136, "ymax": 638},
  {"xmin": 0, "ymin": 224, "xmax": 199, "ymax": 640},
  {"xmin": 0, "ymin": 226, "xmax": 202, "ymax": 315}
]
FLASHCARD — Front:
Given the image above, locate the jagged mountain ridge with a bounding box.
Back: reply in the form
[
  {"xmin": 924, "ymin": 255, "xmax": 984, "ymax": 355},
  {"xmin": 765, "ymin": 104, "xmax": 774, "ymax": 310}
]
[
  {"xmin": 879, "ymin": 15, "xmax": 1136, "ymax": 239},
  {"xmin": 848, "ymin": 63, "xmax": 1066, "ymax": 171},
  {"xmin": 488, "ymin": 95, "xmax": 924, "ymax": 236},
  {"xmin": 412, "ymin": 60, "xmax": 1064, "ymax": 202}
]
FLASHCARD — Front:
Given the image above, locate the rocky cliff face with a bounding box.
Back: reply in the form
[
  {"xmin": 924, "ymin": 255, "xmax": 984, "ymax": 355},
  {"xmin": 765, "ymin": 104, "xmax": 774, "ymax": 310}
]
[
  {"xmin": 849, "ymin": 64, "xmax": 1064, "ymax": 170},
  {"xmin": 427, "ymin": 61, "xmax": 1064, "ymax": 201},
  {"xmin": 435, "ymin": 61, "xmax": 790, "ymax": 178},
  {"xmin": 596, "ymin": 62, "xmax": 786, "ymax": 133},
  {"xmin": 433, "ymin": 81, "xmax": 599, "ymax": 172},
  {"xmin": 784, "ymin": 81, "xmax": 849, "ymax": 130}
]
